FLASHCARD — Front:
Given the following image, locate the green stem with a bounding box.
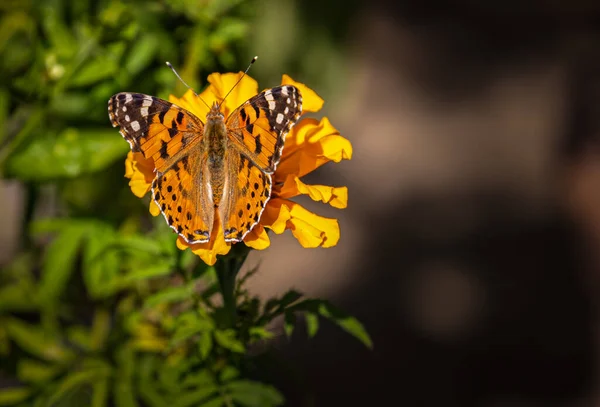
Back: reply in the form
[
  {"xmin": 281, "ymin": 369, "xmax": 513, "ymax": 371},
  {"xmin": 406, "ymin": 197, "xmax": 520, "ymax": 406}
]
[{"xmin": 215, "ymin": 244, "xmax": 251, "ymax": 328}]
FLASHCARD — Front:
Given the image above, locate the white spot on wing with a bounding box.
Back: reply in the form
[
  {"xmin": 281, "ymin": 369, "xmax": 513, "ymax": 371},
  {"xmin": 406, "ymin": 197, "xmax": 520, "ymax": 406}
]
[
  {"xmin": 281, "ymin": 87, "xmax": 289, "ymax": 96},
  {"xmin": 268, "ymin": 100, "xmax": 276, "ymax": 110},
  {"xmin": 131, "ymin": 121, "xmax": 140, "ymax": 131},
  {"xmin": 141, "ymin": 107, "xmax": 148, "ymax": 117},
  {"xmin": 122, "ymin": 106, "xmax": 127, "ymax": 112},
  {"xmin": 142, "ymin": 98, "xmax": 152, "ymax": 107},
  {"xmin": 286, "ymin": 98, "xmax": 291, "ymax": 104},
  {"xmin": 284, "ymin": 107, "xmax": 289, "ymax": 114},
  {"xmin": 264, "ymin": 91, "xmax": 274, "ymax": 101},
  {"xmin": 125, "ymin": 94, "xmax": 132, "ymax": 103},
  {"xmin": 276, "ymin": 113, "xmax": 284, "ymax": 124},
  {"xmin": 125, "ymin": 115, "xmax": 130, "ymax": 122}
]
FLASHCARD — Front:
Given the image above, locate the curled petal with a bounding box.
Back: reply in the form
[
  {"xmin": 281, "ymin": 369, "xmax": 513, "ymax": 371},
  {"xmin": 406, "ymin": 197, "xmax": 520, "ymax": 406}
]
[
  {"xmin": 243, "ymin": 224, "xmax": 271, "ymax": 250},
  {"xmin": 277, "ymin": 117, "xmax": 352, "ymax": 181},
  {"xmin": 149, "ymin": 200, "xmax": 161, "ymax": 217},
  {"xmin": 204, "ymin": 72, "xmax": 258, "ymax": 119},
  {"xmin": 176, "ymin": 222, "xmax": 231, "ymax": 266},
  {"xmin": 260, "ymin": 198, "xmax": 340, "ymax": 248},
  {"xmin": 124, "ymin": 152, "xmax": 154, "ymax": 197},
  {"xmin": 281, "ymin": 74, "xmax": 324, "ymax": 113},
  {"xmin": 277, "ymin": 175, "xmax": 348, "ymax": 209}
]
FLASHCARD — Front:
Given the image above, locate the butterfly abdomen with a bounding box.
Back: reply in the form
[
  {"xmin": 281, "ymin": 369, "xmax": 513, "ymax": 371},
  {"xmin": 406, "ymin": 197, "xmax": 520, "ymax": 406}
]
[{"xmin": 204, "ymin": 106, "xmax": 228, "ymax": 207}]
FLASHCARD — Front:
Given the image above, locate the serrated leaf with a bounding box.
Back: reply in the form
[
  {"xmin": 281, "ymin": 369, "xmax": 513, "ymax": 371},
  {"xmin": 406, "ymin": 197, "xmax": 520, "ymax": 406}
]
[
  {"xmin": 227, "ymin": 380, "xmax": 284, "ymax": 407},
  {"xmin": 318, "ymin": 302, "xmax": 372, "ymax": 349},
  {"xmin": 214, "ymin": 329, "xmax": 245, "ymax": 353},
  {"xmin": 305, "ymin": 313, "xmax": 319, "ymax": 338},
  {"xmin": 0, "ymin": 387, "xmax": 32, "ymax": 405}
]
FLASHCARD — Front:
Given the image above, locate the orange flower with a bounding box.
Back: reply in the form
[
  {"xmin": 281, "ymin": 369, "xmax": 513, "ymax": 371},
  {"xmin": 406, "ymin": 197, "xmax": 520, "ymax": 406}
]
[{"xmin": 124, "ymin": 72, "xmax": 352, "ymax": 265}]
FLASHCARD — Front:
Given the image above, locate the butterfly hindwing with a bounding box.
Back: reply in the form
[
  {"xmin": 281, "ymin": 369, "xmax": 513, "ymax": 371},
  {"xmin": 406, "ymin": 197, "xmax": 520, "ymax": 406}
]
[
  {"xmin": 108, "ymin": 92, "xmax": 204, "ymax": 172},
  {"xmin": 220, "ymin": 153, "xmax": 272, "ymax": 242},
  {"xmin": 226, "ymin": 85, "xmax": 302, "ymax": 173},
  {"xmin": 152, "ymin": 152, "xmax": 214, "ymax": 244}
]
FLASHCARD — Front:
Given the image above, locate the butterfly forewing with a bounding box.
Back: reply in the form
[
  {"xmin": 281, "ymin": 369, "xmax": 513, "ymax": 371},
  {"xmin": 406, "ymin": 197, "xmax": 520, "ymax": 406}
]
[
  {"xmin": 108, "ymin": 93, "xmax": 204, "ymax": 172},
  {"xmin": 226, "ymin": 85, "xmax": 302, "ymax": 173}
]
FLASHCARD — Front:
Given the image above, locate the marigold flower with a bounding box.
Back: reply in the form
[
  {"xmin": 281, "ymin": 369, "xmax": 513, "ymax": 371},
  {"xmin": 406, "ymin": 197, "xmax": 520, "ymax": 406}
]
[{"xmin": 124, "ymin": 72, "xmax": 352, "ymax": 265}]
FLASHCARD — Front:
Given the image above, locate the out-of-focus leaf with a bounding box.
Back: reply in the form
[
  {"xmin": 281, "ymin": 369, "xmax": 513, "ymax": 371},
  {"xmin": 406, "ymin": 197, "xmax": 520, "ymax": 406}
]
[
  {"xmin": 5, "ymin": 128, "xmax": 129, "ymax": 181},
  {"xmin": 227, "ymin": 380, "xmax": 284, "ymax": 407},
  {"xmin": 0, "ymin": 107, "xmax": 44, "ymax": 172},
  {"xmin": 138, "ymin": 384, "xmax": 168, "ymax": 407},
  {"xmin": 82, "ymin": 223, "xmax": 120, "ymax": 299},
  {"xmin": 38, "ymin": 223, "xmax": 87, "ymax": 304},
  {"xmin": 0, "ymin": 387, "xmax": 32, "ymax": 406},
  {"xmin": 4, "ymin": 318, "xmax": 73, "ymax": 362},
  {"xmin": 219, "ymin": 366, "xmax": 238, "ymax": 383},
  {"xmin": 144, "ymin": 283, "xmax": 194, "ymax": 308},
  {"xmin": 90, "ymin": 309, "xmax": 110, "ymax": 351},
  {"xmin": 114, "ymin": 346, "xmax": 137, "ymax": 407},
  {"xmin": 125, "ymin": 34, "xmax": 158, "ymax": 75},
  {"xmin": 91, "ymin": 378, "xmax": 109, "ymax": 407},
  {"xmin": 70, "ymin": 55, "xmax": 118, "ymax": 87},
  {"xmin": 0, "ymin": 88, "xmax": 9, "ymax": 144},
  {"xmin": 283, "ymin": 311, "xmax": 295, "ymax": 338},
  {"xmin": 305, "ymin": 312, "xmax": 319, "ymax": 338},
  {"xmin": 17, "ymin": 359, "xmax": 62, "ymax": 383},
  {"xmin": 47, "ymin": 368, "xmax": 109, "ymax": 406},
  {"xmin": 181, "ymin": 369, "xmax": 214, "ymax": 389},
  {"xmin": 66, "ymin": 326, "xmax": 91, "ymax": 351},
  {"xmin": 198, "ymin": 331, "xmax": 213, "ymax": 360},
  {"xmin": 171, "ymin": 386, "xmax": 219, "ymax": 407},
  {"xmin": 40, "ymin": 5, "xmax": 77, "ymax": 58},
  {"xmin": 0, "ymin": 280, "xmax": 37, "ymax": 312},
  {"xmin": 248, "ymin": 327, "xmax": 274, "ymax": 341},
  {"xmin": 198, "ymin": 397, "xmax": 226, "ymax": 407},
  {"xmin": 121, "ymin": 262, "xmax": 173, "ymax": 284},
  {"xmin": 214, "ymin": 329, "xmax": 245, "ymax": 353}
]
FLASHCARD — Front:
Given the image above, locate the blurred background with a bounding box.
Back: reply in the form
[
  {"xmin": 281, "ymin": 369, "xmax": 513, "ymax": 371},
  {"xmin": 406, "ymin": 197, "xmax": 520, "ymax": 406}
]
[{"xmin": 2, "ymin": 0, "xmax": 600, "ymax": 406}]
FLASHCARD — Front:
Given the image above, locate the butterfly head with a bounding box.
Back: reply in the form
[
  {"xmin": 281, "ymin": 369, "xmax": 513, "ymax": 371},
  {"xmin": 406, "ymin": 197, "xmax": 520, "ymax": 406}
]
[{"xmin": 206, "ymin": 101, "xmax": 225, "ymax": 122}]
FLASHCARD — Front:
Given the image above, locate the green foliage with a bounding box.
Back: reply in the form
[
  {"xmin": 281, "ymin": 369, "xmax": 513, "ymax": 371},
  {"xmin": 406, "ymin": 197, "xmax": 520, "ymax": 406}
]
[{"xmin": 0, "ymin": 0, "xmax": 370, "ymax": 405}]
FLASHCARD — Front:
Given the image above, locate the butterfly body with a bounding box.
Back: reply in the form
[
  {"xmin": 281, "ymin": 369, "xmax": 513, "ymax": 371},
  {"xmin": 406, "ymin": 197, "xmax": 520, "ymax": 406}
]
[{"xmin": 108, "ymin": 84, "xmax": 303, "ymax": 244}]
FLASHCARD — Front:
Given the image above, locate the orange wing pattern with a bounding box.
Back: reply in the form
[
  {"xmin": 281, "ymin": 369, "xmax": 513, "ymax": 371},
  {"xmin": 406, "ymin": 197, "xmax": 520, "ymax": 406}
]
[
  {"xmin": 152, "ymin": 153, "xmax": 214, "ymax": 243},
  {"xmin": 220, "ymin": 154, "xmax": 272, "ymax": 242},
  {"xmin": 108, "ymin": 93, "xmax": 203, "ymax": 172},
  {"xmin": 109, "ymin": 92, "xmax": 213, "ymax": 243},
  {"xmin": 227, "ymin": 85, "xmax": 302, "ymax": 173}
]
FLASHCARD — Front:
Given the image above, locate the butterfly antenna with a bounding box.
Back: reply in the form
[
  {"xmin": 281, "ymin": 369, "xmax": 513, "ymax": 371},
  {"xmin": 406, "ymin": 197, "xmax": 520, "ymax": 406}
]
[
  {"xmin": 165, "ymin": 61, "xmax": 211, "ymax": 110},
  {"xmin": 219, "ymin": 56, "xmax": 258, "ymax": 107}
]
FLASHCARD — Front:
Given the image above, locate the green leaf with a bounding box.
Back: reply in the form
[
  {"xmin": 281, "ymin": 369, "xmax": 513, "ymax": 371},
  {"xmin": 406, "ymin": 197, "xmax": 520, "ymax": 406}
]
[
  {"xmin": 0, "ymin": 387, "xmax": 32, "ymax": 406},
  {"xmin": 198, "ymin": 332, "xmax": 213, "ymax": 360},
  {"xmin": 38, "ymin": 223, "xmax": 87, "ymax": 304},
  {"xmin": 283, "ymin": 311, "xmax": 295, "ymax": 338},
  {"xmin": 70, "ymin": 55, "xmax": 118, "ymax": 87},
  {"xmin": 248, "ymin": 327, "xmax": 274, "ymax": 341},
  {"xmin": 5, "ymin": 128, "xmax": 128, "ymax": 181},
  {"xmin": 17, "ymin": 358, "xmax": 62, "ymax": 383},
  {"xmin": 114, "ymin": 346, "xmax": 137, "ymax": 407},
  {"xmin": 227, "ymin": 380, "xmax": 284, "ymax": 407},
  {"xmin": 219, "ymin": 366, "xmax": 239, "ymax": 382},
  {"xmin": 214, "ymin": 329, "xmax": 245, "ymax": 353},
  {"xmin": 125, "ymin": 34, "xmax": 158, "ymax": 75},
  {"xmin": 121, "ymin": 262, "xmax": 173, "ymax": 284},
  {"xmin": 47, "ymin": 369, "xmax": 109, "ymax": 406},
  {"xmin": 305, "ymin": 312, "xmax": 319, "ymax": 338},
  {"xmin": 91, "ymin": 378, "xmax": 109, "ymax": 407},
  {"xmin": 198, "ymin": 397, "xmax": 226, "ymax": 407},
  {"xmin": 0, "ymin": 88, "xmax": 9, "ymax": 144},
  {"xmin": 317, "ymin": 302, "xmax": 372, "ymax": 349},
  {"xmin": 181, "ymin": 369, "xmax": 214, "ymax": 389},
  {"xmin": 171, "ymin": 387, "xmax": 219, "ymax": 407},
  {"xmin": 144, "ymin": 284, "xmax": 194, "ymax": 308},
  {"xmin": 4, "ymin": 318, "xmax": 73, "ymax": 362}
]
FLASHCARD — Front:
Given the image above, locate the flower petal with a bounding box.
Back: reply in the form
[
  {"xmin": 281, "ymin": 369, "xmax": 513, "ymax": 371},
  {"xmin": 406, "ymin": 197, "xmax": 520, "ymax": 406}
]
[
  {"xmin": 260, "ymin": 198, "xmax": 340, "ymax": 248},
  {"xmin": 149, "ymin": 200, "xmax": 161, "ymax": 217},
  {"xmin": 278, "ymin": 175, "xmax": 348, "ymax": 209},
  {"xmin": 125, "ymin": 152, "xmax": 155, "ymax": 198},
  {"xmin": 169, "ymin": 89, "xmax": 209, "ymax": 123},
  {"xmin": 281, "ymin": 74, "xmax": 324, "ymax": 113},
  {"xmin": 176, "ymin": 222, "xmax": 231, "ymax": 266},
  {"xmin": 276, "ymin": 117, "xmax": 352, "ymax": 181},
  {"xmin": 243, "ymin": 224, "xmax": 271, "ymax": 250}
]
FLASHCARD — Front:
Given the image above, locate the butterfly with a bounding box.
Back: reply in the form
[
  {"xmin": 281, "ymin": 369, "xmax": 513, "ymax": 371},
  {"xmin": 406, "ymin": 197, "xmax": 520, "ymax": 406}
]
[{"xmin": 108, "ymin": 77, "xmax": 302, "ymax": 244}]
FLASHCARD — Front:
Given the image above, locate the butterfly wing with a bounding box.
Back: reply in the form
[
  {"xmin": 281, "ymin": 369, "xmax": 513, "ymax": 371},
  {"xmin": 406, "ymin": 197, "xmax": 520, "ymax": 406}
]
[
  {"xmin": 108, "ymin": 92, "xmax": 213, "ymax": 243},
  {"xmin": 108, "ymin": 93, "xmax": 203, "ymax": 172},
  {"xmin": 220, "ymin": 86, "xmax": 303, "ymax": 242},
  {"xmin": 225, "ymin": 85, "xmax": 303, "ymax": 173}
]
